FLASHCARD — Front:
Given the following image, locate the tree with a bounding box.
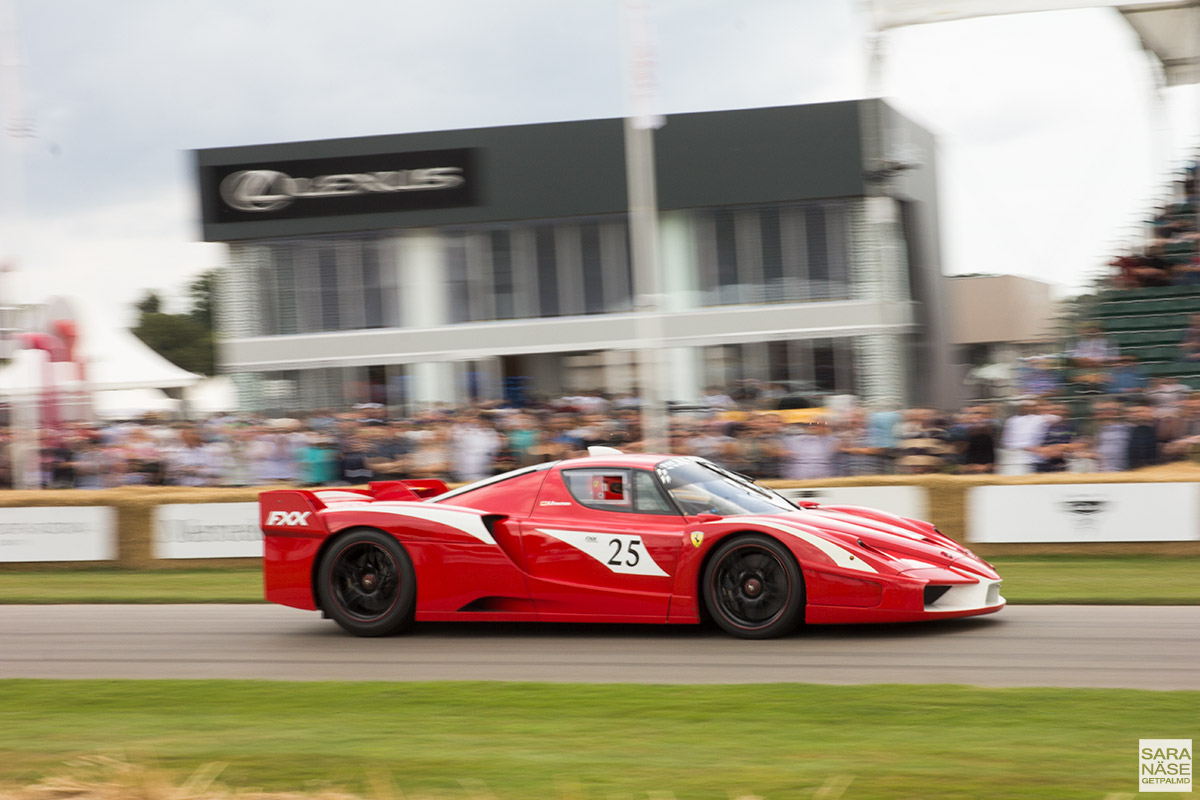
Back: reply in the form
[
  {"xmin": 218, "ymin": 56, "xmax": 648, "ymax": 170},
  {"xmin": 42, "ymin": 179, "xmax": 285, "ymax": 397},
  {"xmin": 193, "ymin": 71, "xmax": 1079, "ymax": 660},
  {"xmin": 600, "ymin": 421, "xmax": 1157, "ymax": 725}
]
[
  {"xmin": 135, "ymin": 291, "xmax": 162, "ymax": 315},
  {"xmin": 187, "ymin": 269, "xmax": 217, "ymax": 329},
  {"xmin": 133, "ymin": 312, "xmax": 214, "ymax": 375},
  {"xmin": 131, "ymin": 271, "xmax": 218, "ymax": 376}
]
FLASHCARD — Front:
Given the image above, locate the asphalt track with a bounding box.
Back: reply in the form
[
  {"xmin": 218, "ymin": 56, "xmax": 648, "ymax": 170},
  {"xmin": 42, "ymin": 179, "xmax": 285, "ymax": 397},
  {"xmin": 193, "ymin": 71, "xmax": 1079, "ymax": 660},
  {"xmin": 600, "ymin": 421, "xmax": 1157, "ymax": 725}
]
[{"xmin": 1, "ymin": 604, "xmax": 1196, "ymax": 689}]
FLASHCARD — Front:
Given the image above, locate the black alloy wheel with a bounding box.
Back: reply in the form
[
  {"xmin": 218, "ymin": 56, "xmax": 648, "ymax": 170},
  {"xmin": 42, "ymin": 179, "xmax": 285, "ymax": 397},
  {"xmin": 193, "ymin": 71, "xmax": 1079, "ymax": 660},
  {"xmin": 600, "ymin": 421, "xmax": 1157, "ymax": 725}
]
[
  {"xmin": 316, "ymin": 529, "xmax": 416, "ymax": 637},
  {"xmin": 702, "ymin": 534, "xmax": 804, "ymax": 639}
]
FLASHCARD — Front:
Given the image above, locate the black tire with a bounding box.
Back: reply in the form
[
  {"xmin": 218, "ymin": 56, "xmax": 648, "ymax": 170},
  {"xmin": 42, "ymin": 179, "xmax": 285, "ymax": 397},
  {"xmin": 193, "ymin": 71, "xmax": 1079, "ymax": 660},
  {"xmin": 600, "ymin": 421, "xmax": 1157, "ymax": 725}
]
[
  {"xmin": 316, "ymin": 529, "xmax": 416, "ymax": 637},
  {"xmin": 702, "ymin": 534, "xmax": 804, "ymax": 639}
]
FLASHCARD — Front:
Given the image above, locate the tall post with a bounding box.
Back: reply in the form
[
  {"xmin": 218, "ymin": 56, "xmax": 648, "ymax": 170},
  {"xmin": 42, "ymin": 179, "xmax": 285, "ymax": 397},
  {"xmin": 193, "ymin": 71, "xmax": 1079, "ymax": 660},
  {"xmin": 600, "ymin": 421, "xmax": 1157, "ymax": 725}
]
[
  {"xmin": 622, "ymin": 0, "xmax": 668, "ymax": 452},
  {"xmin": 625, "ymin": 119, "xmax": 667, "ymax": 451},
  {"xmin": 1, "ymin": 0, "xmax": 38, "ymax": 488}
]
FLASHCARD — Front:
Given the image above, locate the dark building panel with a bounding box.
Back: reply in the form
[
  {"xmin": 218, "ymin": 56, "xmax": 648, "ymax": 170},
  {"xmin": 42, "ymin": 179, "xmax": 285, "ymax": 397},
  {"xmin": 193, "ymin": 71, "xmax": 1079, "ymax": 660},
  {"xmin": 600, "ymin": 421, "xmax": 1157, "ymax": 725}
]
[
  {"xmin": 196, "ymin": 101, "xmax": 868, "ymax": 242},
  {"xmin": 654, "ymin": 102, "xmax": 864, "ymax": 209}
]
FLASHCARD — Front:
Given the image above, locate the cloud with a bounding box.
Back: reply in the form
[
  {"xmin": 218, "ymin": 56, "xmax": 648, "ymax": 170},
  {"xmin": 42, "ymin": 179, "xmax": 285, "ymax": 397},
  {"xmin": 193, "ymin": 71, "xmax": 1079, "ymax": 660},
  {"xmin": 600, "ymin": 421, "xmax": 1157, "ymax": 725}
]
[
  {"xmin": 2, "ymin": 0, "xmax": 1197, "ymax": 336},
  {"xmin": 17, "ymin": 181, "xmax": 221, "ymax": 327}
]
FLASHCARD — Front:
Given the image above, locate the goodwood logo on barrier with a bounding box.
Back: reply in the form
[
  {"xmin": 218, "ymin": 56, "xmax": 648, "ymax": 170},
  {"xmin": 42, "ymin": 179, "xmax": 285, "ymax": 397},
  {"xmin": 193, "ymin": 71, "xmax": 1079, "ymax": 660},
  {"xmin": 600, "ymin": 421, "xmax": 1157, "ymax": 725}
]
[
  {"xmin": 1059, "ymin": 498, "xmax": 1110, "ymax": 531},
  {"xmin": 1059, "ymin": 499, "xmax": 1108, "ymax": 516},
  {"xmin": 219, "ymin": 166, "xmax": 466, "ymax": 212}
]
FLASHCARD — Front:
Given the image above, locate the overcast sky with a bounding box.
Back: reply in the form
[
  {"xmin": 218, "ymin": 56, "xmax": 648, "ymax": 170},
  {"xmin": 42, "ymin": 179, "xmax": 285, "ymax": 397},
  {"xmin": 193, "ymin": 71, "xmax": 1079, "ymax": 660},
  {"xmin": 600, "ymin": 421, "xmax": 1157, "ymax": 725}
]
[{"xmin": 1, "ymin": 0, "xmax": 1198, "ymax": 329}]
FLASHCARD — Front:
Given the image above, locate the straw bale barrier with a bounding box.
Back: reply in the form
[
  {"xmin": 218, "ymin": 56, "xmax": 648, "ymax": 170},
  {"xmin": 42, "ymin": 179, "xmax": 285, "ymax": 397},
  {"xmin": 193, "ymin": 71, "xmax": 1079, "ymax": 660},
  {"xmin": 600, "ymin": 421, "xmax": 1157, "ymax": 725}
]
[{"xmin": 2, "ymin": 466, "xmax": 1198, "ymax": 571}]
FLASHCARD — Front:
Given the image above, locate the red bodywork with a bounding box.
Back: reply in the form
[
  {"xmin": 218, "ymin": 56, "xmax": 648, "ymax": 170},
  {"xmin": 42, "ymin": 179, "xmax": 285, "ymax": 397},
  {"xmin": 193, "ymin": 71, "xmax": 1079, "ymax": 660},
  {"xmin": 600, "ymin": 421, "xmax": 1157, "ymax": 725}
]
[{"xmin": 260, "ymin": 454, "xmax": 1004, "ymax": 626}]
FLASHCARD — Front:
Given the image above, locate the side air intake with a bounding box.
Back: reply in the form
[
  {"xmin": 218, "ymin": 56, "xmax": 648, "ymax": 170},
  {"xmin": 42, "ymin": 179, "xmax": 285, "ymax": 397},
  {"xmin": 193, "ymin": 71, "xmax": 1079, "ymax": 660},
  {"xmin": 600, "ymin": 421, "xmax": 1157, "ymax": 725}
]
[{"xmin": 923, "ymin": 585, "xmax": 952, "ymax": 606}]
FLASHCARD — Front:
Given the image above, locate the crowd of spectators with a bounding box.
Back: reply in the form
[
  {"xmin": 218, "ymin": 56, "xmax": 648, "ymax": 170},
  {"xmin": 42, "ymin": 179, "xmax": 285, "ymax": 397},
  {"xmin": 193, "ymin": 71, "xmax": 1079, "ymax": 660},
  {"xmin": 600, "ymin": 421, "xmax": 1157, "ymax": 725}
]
[
  {"xmin": 1010, "ymin": 323, "xmax": 1199, "ymax": 399},
  {"xmin": 4, "ymin": 371, "xmax": 1200, "ymax": 490},
  {"xmin": 1109, "ymin": 162, "xmax": 1199, "ymax": 289}
]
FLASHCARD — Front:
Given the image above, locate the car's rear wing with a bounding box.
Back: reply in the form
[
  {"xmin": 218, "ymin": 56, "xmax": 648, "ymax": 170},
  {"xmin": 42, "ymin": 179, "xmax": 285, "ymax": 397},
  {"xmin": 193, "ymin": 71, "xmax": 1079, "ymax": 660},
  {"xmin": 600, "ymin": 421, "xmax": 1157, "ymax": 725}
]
[
  {"xmin": 368, "ymin": 479, "xmax": 449, "ymax": 500},
  {"xmin": 260, "ymin": 479, "xmax": 452, "ymax": 533}
]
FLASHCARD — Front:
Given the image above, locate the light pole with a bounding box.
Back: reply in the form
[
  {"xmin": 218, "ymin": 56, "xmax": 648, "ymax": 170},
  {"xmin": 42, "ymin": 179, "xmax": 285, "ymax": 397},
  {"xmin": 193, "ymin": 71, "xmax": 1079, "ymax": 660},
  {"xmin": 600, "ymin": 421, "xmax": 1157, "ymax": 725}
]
[
  {"xmin": 0, "ymin": 0, "xmax": 39, "ymax": 488},
  {"xmin": 622, "ymin": 0, "xmax": 668, "ymax": 452}
]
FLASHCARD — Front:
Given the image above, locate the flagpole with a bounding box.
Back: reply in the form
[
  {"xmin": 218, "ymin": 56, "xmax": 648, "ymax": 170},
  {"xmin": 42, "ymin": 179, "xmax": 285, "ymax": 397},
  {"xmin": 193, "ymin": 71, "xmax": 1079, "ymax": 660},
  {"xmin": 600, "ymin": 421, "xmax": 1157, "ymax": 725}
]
[
  {"xmin": 622, "ymin": 0, "xmax": 668, "ymax": 453},
  {"xmin": 1, "ymin": 0, "xmax": 40, "ymax": 488}
]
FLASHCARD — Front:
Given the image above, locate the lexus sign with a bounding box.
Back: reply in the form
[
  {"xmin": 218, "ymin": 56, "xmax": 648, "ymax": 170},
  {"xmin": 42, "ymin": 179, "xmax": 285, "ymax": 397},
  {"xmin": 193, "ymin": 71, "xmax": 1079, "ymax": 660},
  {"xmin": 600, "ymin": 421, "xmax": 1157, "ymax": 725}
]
[{"xmin": 200, "ymin": 148, "xmax": 476, "ymax": 224}]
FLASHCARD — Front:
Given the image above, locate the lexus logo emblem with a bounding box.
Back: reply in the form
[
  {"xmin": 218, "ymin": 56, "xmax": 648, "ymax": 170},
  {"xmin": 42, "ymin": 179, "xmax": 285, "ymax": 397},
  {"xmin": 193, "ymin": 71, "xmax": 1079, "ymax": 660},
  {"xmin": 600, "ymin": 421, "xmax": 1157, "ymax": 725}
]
[
  {"xmin": 220, "ymin": 170, "xmax": 292, "ymax": 212},
  {"xmin": 219, "ymin": 166, "xmax": 466, "ymax": 213}
]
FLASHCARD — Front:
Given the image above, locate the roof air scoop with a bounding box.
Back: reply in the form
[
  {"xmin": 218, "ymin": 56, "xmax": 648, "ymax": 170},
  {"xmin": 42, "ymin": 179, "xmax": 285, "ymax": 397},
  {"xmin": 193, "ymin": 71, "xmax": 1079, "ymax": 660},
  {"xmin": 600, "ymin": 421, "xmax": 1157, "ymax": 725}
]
[{"xmin": 587, "ymin": 446, "xmax": 623, "ymax": 457}]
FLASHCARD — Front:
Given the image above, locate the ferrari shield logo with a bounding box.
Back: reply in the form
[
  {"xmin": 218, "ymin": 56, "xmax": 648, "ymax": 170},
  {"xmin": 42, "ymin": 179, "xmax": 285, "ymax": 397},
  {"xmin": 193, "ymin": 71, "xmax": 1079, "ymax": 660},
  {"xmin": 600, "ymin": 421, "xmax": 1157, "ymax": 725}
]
[{"xmin": 690, "ymin": 531, "xmax": 704, "ymax": 548}]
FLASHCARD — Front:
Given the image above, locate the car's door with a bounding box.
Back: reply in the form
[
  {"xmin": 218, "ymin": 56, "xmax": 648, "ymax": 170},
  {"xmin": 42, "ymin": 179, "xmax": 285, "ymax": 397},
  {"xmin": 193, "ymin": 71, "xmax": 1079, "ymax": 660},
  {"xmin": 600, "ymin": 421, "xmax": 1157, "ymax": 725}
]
[{"xmin": 520, "ymin": 466, "xmax": 684, "ymax": 621}]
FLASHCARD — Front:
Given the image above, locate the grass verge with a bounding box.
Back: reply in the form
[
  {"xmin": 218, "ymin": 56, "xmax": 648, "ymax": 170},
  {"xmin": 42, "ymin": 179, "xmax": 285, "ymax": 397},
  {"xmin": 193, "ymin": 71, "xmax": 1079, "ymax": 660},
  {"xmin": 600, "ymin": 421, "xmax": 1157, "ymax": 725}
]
[
  {"xmin": 0, "ymin": 569, "xmax": 264, "ymax": 604},
  {"xmin": 0, "ymin": 680, "xmax": 1194, "ymax": 800},
  {"xmin": 1, "ymin": 556, "xmax": 1198, "ymax": 605},
  {"xmin": 989, "ymin": 555, "xmax": 1200, "ymax": 604}
]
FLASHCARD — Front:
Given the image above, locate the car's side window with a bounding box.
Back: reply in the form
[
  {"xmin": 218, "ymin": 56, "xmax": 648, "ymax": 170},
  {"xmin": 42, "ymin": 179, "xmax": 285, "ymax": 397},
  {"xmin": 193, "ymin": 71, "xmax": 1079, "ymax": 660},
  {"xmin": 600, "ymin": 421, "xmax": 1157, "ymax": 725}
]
[
  {"xmin": 632, "ymin": 470, "xmax": 679, "ymax": 515},
  {"xmin": 562, "ymin": 469, "xmax": 632, "ymax": 511}
]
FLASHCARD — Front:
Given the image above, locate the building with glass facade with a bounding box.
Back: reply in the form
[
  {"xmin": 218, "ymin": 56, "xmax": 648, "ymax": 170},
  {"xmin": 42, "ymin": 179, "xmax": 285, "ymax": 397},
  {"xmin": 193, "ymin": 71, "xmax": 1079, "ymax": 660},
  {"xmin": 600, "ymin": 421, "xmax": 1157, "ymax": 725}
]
[{"xmin": 195, "ymin": 99, "xmax": 954, "ymax": 413}]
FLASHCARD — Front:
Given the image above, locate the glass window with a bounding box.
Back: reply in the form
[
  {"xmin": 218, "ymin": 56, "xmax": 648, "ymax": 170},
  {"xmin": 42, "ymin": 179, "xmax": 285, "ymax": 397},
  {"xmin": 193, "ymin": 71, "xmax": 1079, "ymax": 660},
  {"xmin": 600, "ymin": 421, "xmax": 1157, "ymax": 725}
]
[
  {"xmin": 535, "ymin": 226, "xmax": 559, "ymax": 317},
  {"xmin": 656, "ymin": 458, "xmax": 794, "ymax": 517},
  {"xmin": 580, "ymin": 222, "xmax": 605, "ymax": 314},
  {"xmin": 826, "ymin": 204, "xmax": 848, "ymax": 297},
  {"xmin": 274, "ymin": 248, "xmax": 297, "ymax": 334},
  {"xmin": 294, "ymin": 245, "xmax": 320, "ymax": 333},
  {"xmin": 362, "ymin": 241, "xmax": 384, "ymax": 329},
  {"xmin": 258, "ymin": 236, "xmax": 393, "ymax": 335},
  {"xmin": 767, "ymin": 340, "xmax": 790, "ymax": 383},
  {"xmin": 633, "ymin": 470, "xmax": 679, "ymax": 515},
  {"xmin": 445, "ymin": 234, "xmax": 470, "ymax": 323},
  {"xmin": 318, "ymin": 245, "xmax": 340, "ymax": 331},
  {"xmin": 806, "ymin": 207, "xmax": 829, "ymax": 297},
  {"xmin": 491, "ymin": 230, "xmax": 514, "ymax": 320},
  {"xmin": 602, "ymin": 221, "xmax": 633, "ymax": 313},
  {"xmin": 813, "ymin": 339, "xmax": 836, "ymax": 392},
  {"xmin": 694, "ymin": 202, "xmax": 850, "ymax": 307},
  {"xmin": 760, "ymin": 206, "xmax": 783, "ymax": 289},
  {"xmin": 562, "ymin": 468, "xmax": 632, "ymax": 511},
  {"xmin": 446, "ymin": 215, "xmax": 631, "ymax": 322},
  {"xmin": 714, "ymin": 210, "xmax": 738, "ymax": 302}
]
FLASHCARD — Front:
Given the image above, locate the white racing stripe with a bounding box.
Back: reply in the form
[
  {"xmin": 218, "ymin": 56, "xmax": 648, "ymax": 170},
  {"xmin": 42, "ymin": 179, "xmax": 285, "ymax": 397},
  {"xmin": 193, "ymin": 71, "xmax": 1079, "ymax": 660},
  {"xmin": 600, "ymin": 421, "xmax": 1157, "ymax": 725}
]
[
  {"xmin": 536, "ymin": 528, "xmax": 669, "ymax": 576},
  {"xmin": 743, "ymin": 517, "xmax": 879, "ymax": 574},
  {"xmin": 337, "ymin": 503, "xmax": 497, "ymax": 545},
  {"xmin": 813, "ymin": 509, "xmax": 929, "ymax": 541}
]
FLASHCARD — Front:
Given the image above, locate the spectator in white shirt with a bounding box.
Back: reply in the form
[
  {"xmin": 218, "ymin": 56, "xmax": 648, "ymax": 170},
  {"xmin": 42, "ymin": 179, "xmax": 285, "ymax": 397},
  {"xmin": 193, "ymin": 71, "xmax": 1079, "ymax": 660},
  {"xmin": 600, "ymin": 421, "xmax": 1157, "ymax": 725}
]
[
  {"xmin": 450, "ymin": 412, "xmax": 502, "ymax": 482},
  {"xmin": 998, "ymin": 401, "xmax": 1051, "ymax": 475}
]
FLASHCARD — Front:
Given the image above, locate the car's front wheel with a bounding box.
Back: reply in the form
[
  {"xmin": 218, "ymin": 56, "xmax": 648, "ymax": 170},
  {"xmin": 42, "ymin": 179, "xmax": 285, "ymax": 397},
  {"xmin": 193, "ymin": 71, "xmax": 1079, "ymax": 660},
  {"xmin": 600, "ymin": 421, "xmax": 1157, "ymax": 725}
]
[
  {"xmin": 316, "ymin": 529, "xmax": 415, "ymax": 637},
  {"xmin": 703, "ymin": 534, "xmax": 804, "ymax": 639}
]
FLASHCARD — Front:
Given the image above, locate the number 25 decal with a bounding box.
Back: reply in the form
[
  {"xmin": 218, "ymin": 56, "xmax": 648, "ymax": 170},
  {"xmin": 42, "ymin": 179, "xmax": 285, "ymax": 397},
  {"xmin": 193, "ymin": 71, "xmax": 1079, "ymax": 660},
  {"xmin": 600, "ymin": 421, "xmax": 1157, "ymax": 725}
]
[{"xmin": 607, "ymin": 537, "xmax": 641, "ymax": 567}]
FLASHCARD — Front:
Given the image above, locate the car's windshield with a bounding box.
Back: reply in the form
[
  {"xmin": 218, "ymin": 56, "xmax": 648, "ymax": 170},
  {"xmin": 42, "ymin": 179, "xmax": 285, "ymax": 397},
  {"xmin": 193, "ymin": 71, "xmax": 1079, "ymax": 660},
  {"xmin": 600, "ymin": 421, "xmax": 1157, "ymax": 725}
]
[{"xmin": 655, "ymin": 458, "xmax": 796, "ymax": 516}]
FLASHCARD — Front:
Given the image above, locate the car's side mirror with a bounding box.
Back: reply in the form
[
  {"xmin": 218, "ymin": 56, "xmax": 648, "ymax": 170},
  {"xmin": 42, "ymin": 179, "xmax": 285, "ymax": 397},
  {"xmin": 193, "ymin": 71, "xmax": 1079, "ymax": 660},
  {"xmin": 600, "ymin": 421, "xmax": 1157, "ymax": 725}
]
[{"xmin": 693, "ymin": 513, "xmax": 723, "ymax": 524}]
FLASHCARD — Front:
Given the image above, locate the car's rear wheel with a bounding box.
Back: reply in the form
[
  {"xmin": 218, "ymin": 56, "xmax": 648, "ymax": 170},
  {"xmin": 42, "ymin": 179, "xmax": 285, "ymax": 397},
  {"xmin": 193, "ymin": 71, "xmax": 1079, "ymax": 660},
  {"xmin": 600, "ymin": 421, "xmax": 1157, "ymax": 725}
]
[
  {"xmin": 703, "ymin": 534, "xmax": 804, "ymax": 639},
  {"xmin": 317, "ymin": 529, "xmax": 415, "ymax": 637}
]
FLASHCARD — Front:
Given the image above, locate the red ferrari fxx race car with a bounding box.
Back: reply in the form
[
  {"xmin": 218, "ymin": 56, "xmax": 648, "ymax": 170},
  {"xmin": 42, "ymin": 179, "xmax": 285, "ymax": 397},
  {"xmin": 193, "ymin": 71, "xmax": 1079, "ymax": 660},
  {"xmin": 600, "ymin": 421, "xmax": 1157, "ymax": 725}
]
[{"xmin": 260, "ymin": 450, "xmax": 1003, "ymax": 638}]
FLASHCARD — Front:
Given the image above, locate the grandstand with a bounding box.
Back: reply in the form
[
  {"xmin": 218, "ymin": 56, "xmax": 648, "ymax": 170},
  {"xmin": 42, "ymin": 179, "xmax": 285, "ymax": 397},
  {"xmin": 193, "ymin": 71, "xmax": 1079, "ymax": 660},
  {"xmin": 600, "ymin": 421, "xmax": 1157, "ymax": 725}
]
[
  {"xmin": 1093, "ymin": 284, "xmax": 1200, "ymax": 387},
  {"xmin": 1088, "ymin": 157, "xmax": 1200, "ymax": 387}
]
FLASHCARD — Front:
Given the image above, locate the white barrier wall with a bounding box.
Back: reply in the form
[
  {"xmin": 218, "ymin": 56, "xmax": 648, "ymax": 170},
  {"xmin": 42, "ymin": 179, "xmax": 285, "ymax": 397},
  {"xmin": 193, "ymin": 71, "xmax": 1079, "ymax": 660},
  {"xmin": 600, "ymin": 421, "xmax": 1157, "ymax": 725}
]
[
  {"xmin": 4, "ymin": 481, "xmax": 1198, "ymax": 564},
  {"xmin": 154, "ymin": 503, "xmax": 263, "ymax": 559},
  {"xmin": 968, "ymin": 483, "xmax": 1200, "ymax": 543},
  {"xmin": 0, "ymin": 507, "xmax": 117, "ymax": 562},
  {"xmin": 776, "ymin": 486, "xmax": 928, "ymax": 521}
]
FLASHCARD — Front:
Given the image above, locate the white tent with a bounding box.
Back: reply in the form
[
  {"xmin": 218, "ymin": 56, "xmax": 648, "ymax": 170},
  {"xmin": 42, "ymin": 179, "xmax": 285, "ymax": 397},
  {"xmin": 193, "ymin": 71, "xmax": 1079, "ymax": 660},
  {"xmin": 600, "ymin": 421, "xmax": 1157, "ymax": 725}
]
[
  {"xmin": 871, "ymin": 0, "xmax": 1200, "ymax": 86},
  {"xmin": 75, "ymin": 313, "xmax": 203, "ymax": 392},
  {"xmin": 0, "ymin": 300, "xmax": 202, "ymax": 407},
  {"xmin": 93, "ymin": 388, "xmax": 182, "ymax": 419}
]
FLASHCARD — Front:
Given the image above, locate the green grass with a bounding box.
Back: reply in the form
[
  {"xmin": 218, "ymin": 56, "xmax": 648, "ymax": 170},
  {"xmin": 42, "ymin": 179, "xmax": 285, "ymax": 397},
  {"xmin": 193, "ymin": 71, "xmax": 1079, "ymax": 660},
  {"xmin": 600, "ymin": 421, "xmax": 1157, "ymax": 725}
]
[
  {"xmin": 2, "ymin": 557, "xmax": 1198, "ymax": 605},
  {"xmin": 0, "ymin": 680, "xmax": 1193, "ymax": 799},
  {"xmin": 0, "ymin": 569, "xmax": 264, "ymax": 604},
  {"xmin": 990, "ymin": 555, "xmax": 1200, "ymax": 604}
]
